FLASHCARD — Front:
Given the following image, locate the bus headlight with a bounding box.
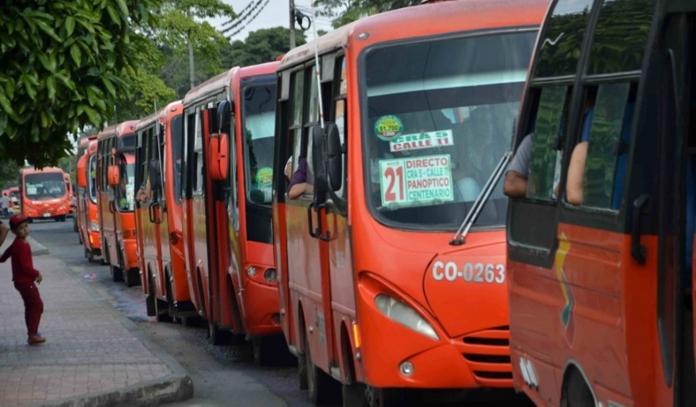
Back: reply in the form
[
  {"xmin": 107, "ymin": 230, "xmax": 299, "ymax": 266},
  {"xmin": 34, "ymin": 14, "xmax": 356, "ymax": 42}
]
[
  {"xmin": 89, "ymin": 221, "xmax": 99, "ymax": 232},
  {"xmin": 374, "ymin": 294, "xmax": 439, "ymax": 341}
]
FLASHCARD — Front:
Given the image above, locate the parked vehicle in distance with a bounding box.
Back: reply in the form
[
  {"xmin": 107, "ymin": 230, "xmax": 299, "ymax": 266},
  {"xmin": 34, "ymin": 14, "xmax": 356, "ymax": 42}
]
[
  {"xmin": 19, "ymin": 167, "xmax": 72, "ymax": 222},
  {"xmin": 134, "ymin": 101, "xmax": 195, "ymax": 322},
  {"xmin": 96, "ymin": 121, "xmax": 140, "ymax": 286},
  {"xmin": 506, "ymin": 0, "xmax": 696, "ymax": 406},
  {"xmin": 180, "ymin": 61, "xmax": 284, "ymax": 358},
  {"xmin": 76, "ymin": 138, "xmax": 102, "ymax": 262},
  {"xmin": 272, "ymin": 0, "xmax": 545, "ymax": 404}
]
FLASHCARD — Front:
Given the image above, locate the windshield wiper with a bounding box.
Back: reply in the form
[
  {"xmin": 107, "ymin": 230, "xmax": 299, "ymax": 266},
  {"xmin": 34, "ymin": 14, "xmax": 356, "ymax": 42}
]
[{"xmin": 449, "ymin": 151, "xmax": 511, "ymax": 246}]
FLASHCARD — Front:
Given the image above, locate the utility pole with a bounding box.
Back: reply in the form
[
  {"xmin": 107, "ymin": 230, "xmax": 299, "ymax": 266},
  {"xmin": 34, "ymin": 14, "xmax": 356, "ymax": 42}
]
[
  {"xmin": 289, "ymin": 0, "xmax": 296, "ymax": 48},
  {"xmin": 187, "ymin": 31, "xmax": 195, "ymax": 89}
]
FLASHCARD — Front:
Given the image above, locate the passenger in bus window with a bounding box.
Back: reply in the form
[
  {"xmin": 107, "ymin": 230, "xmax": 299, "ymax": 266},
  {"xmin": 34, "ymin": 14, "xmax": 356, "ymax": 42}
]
[
  {"xmin": 566, "ymin": 94, "xmax": 596, "ymax": 205},
  {"xmin": 503, "ymin": 134, "xmax": 533, "ymax": 198},
  {"xmin": 285, "ymin": 156, "xmax": 312, "ymax": 199}
]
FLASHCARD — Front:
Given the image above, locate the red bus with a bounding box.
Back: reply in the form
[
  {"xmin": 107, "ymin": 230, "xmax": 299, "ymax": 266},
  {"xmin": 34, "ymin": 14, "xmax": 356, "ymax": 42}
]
[
  {"xmin": 271, "ymin": 0, "xmax": 546, "ymax": 403},
  {"xmin": 96, "ymin": 121, "xmax": 140, "ymax": 286},
  {"xmin": 180, "ymin": 61, "xmax": 283, "ymax": 355},
  {"xmin": 507, "ymin": 0, "xmax": 696, "ymax": 406},
  {"xmin": 135, "ymin": 101, "xmax": 194, "ymax": 322},
  {"xmin": 76, "ymin": 139, "xmax": 102, "ymax": 262},
  {"xmin": 19, "ymin": 167, "xmax": 72, "ymax": 222}
]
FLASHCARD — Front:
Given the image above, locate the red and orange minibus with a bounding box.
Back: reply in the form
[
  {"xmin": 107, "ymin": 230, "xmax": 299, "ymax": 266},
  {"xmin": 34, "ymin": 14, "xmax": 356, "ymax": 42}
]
[
  {"xmin": 180, "ymin": 61, "xmax": 283, "ymax": 354},
  {"xmin": 76, "ymin": 139, "xmax": 102, "ymax": 262},
  {"xmin": 271, "ymin": 0, "xmax": 545, "ymax": 403},
  {"xmin": 134, "ymin": 101, "xmax": 194, "ymax": 322},
  {"xmin": 507, "ymin": 0, "xmax": 696, "ymax": 406},
  {"xmin": 96, "ymin": 121, "xmax": 140, "ymax": 286},
  {"xmin": 19, "ymin": 167, "xmax": 72, "ymax": 222}
]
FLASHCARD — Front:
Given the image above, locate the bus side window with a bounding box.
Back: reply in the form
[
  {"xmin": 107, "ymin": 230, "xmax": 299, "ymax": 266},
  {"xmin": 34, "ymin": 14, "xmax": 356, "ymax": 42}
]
[
  {"xmin": 567, "ymin": 82, "xmax": 635, "ymax": 210},
  {"xmin": 526, "ymin": 85, "xmax": 572, "ymax": 200}
]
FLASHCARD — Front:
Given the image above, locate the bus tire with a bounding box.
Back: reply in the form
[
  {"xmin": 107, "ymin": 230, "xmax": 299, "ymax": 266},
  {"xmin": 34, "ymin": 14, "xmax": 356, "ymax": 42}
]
[
  {"xmin": 208, "ymin": 321, "xmax": 225, "ymax": 346},
  {"xmin": 304, "ymin": 329, "xmax": 340, "ymax": 404},
  {"xmin": 365, "ymin": 387, "xmax": 409, "ymax": 407},
  {"xmin": 146, "ymin": 273, "xmax": 156, "ymax": 317},
  {"xmin": 561, "ymin": 368, "xmax": 594, "ymax": 407},
  {"xmin": 342, "ymin": 382, "xmax": 367, "ymax": 407},
  {"xmin": 110, "ymin": 265, "xmax": 124, "ymax": 282},
  {"xmin": 124, "ymin": 268, "xmax": 140, "ymax": 287}
]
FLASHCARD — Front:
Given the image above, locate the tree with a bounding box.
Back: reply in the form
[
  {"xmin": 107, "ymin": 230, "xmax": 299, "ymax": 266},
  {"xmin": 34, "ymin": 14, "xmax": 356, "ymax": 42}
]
[
  {"xmin": 312, "ymin": 0, "xmax": 420, "ymax": 27},
  {"xmin": 221, "ymin": 27, "xmax": 305, "ymax": 68},
  {"xmin": 0, "ymin": 0, "xmax": 156, "ymax": 167}
]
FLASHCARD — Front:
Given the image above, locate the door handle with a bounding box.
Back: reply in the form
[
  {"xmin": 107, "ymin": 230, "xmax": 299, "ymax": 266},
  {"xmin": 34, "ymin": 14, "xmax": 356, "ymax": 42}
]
[
  {"xmin": 109, "ymin": 200, "xmax": 116, "ymax": 213},
  {"xmin": 631, "ymin": 194, "xmax": 649, "ymax": 264},
  {"xmin": 307, "ymin": 201, "xmax": 327, "ymax": 239}
]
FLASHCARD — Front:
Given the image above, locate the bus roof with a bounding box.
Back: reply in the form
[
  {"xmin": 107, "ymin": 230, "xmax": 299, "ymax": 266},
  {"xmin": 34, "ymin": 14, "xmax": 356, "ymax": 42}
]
[
  {"xmin": 279, "ymin": 0, "xmax": 546, "ymax": 70},
  {"xmin": 20, "ymin": 166, "xmax": 65, "ymax": 175},
  {"xmin": 183, "ymin": 61, "xmax": 280, "ymax": 107},
  {"xmin": 96, "ymin": 120, "xmax": 139, "ymax": 141},
  {"xmin": 136, "ymin": 100, "xmax": 183, "ymax": 132}
]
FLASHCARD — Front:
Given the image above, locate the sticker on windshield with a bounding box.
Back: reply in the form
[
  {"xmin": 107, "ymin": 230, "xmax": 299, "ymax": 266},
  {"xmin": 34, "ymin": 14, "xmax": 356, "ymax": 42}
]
[
  {"xmin": 374, "ymin": 115, "xmax": 403, "ymax": 141},
  {"xmin": 389, "ymin": 130, "xmax": 454, "ymax": 153},
  {"xmin": 256, "ymin": 167, "xmax": 273, "ymax": 186},
  {"xmin": 27, "ymin": 186, "xmax": 37, "ymax": 195},
  {"xmin": 379, "ymin": 154, "xmax": 454, "ymax": 207}
]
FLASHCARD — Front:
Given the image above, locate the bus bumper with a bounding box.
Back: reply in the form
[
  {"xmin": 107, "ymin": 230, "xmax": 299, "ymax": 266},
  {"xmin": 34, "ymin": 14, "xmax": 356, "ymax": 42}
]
[{"xmin": 242, "ymin": 278, "xmax": 282, "ymax": 337}]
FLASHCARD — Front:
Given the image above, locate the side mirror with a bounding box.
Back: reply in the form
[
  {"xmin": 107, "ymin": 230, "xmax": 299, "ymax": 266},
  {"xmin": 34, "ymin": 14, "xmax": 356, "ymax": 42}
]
[
  {"xmin": 325, "ymin": 122, "xmax": 342, "ymax": 192},
  {"xmin": 77, "ymin": 168, "xmax": 87, "ymax": 188},
  {"xmin": 209, "ymin": 133, "xmax": 229, "ymax": 181},
  {"xmin": 311, "ymin": 125, "xmax": 328, "ymax": 197},
  {"xmin": 107, "ymin": 165, "xmax": 120, "ymax": 186},
  {"xmin": 217, "ymin": 100, "xmax": 232, "ymax": 133},
  {"xmin": 149, "ymin": 161, "xmax": 162, "ymax": 191}
]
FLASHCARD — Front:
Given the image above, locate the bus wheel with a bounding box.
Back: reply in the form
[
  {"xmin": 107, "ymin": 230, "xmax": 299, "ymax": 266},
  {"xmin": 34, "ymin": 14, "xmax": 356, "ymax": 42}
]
[
  {"xmin": 342, "ymin": 382, "xmax": 367, "ymax": 407},
  {"xmin": 561, "ymin": 369, "xmax": 594, "ymax": 407},
  {"xmin": 304, "ymin": 332, "xmax": 340, "ymax": 404},
  {"xmin": 365, "ymin": 387, "xmax": 408, "ymax": 407},
  {"xmin": 208, "ymin": 322, "xmax": 225, "ymax": 346},
  {"xmin": 145, "ymin": 274, "xmax": 156, "ymax": 317},
  {"xmin": 124, "ymin": 268, "xmax": 140, "ymax": 287},
  {"xmin": 252, "ymin": 335, "xmax": 292, "ymax": 366},
  {"xmin": 110, "ymin": 265, "xmax": 124, "ymax": 282}
]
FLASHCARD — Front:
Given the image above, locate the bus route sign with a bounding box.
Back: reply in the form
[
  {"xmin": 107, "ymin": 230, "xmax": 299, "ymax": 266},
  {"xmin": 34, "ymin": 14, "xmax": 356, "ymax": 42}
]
[{"xmin": 379, "ymin": 154, "xmax": 453, "ymax": 207}]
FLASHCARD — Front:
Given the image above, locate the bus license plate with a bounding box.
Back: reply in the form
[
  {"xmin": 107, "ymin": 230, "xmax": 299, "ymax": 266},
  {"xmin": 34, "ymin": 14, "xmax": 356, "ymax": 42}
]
[{"xmin": 43, "ymin": 213, "xmax": 51, "ymax": 218}]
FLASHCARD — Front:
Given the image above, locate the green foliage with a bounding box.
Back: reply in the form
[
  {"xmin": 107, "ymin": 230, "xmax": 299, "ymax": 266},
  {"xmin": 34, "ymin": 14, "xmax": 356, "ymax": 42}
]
[
  {"xmin": 0, "ymin": 0, "xmax": 156, "ymax": 167},
  {"xmin": 0, "ymin": 161, "xmax": 20, "ymax": 190},
  {"xmin": 221, "ymin": 27, "xmax": 305, "ymax": 68},
  {"xmin": 312, "ymin": 0, "xmax": 420, "ymax": 27}
]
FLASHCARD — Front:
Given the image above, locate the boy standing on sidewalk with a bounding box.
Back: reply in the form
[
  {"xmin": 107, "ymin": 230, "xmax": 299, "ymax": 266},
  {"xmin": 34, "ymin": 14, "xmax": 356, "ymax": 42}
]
[{"xmin": 1, "ymin": 215, "xmax": 45, "ymax": 345}]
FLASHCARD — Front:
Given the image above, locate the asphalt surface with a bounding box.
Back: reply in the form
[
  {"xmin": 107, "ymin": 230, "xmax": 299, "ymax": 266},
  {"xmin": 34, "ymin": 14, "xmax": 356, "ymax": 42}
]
[{"xmin": 30, "ymin": 219, "xmax": 534, "ymax": 407}]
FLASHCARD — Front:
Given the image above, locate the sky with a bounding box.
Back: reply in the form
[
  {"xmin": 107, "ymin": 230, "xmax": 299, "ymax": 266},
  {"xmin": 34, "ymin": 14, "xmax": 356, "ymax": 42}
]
[{"xmin": 213, "ymin": 0, "xmax": 335, "ymax": 42}]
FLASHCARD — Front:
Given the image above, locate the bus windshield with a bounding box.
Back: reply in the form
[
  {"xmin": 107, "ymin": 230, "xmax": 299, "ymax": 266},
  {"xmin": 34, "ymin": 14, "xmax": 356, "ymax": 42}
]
[
  {"xmin": 88, "ymin": 155, "xmax": 98, "ymax": 203},
  {"xmin": 362, "ymin": 31, "xmax": 536, "ymax": 230},
  {"xmin": 25, "ymin": 172, "xmax": 66, "ymax": 200},
  {"xmin": 242, "ymin": 77, "xmax": 276, "ymax": 205},
  {"xmin": 117, "ymin": 162, "xmax": 135, "ymax": 212}
]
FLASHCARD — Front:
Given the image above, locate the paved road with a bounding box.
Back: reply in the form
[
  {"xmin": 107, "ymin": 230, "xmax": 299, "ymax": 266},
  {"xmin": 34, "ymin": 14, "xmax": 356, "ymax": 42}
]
[{"xmin": 31, "ymin": 220, "xmax": 534, "ymax": 407}]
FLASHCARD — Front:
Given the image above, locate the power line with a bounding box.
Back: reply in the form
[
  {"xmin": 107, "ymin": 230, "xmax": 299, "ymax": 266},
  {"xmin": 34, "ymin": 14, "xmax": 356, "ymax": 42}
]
[
  {"xmin": 221, "ymin": 0, "xmax": 256, "ymax": 27},
  {"xmin": 224, "ymin": 0, "xmax": 271, "ymax": 39},
  {"xmin": 221, "ymin": 0, "xmax": 266, "ymax": 34}
]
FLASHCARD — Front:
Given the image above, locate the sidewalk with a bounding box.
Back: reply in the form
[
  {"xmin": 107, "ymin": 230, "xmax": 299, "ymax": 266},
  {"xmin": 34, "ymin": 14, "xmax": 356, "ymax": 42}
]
[{"xmin": 0, "ymin": 238, "xmax": 193, "ymax": 406}]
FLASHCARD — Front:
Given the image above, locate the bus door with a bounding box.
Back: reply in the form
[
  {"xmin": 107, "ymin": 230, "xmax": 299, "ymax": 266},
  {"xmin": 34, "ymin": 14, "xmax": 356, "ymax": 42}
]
[
  {"xmin": 101, "ymin": 138, "xmax": 119, "ymax": 266},
  {"xmin": 154, "ymin": 122, "xmax": 170, "ymax": 296},
  {"xmin": 189, "ymin": 105, "xmax": 212, "ymax": 321},
  {"xmin": 311, "ymin": 53, "xmax": 355, "ymax": 382},
  {"xmin": 204, "ymin": 98, "xmax": 239, "ymax": 335},
  {"xmin": 139, "ymin": 126, "xmax": 163, "ymax": 294},
  {"xmin": 509, "ymin": 0, "xmax": 667, "ymax": 404},
  {"xmin": 286, "ymin": 65, "xmax": 336, "ymax": 373}
]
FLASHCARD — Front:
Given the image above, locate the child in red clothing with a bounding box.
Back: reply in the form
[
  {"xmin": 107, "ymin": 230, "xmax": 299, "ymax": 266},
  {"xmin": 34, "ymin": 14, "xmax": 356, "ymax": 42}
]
[{"xmin": 1, "ymin": 215, "xmax": 45, "ymax": 345}]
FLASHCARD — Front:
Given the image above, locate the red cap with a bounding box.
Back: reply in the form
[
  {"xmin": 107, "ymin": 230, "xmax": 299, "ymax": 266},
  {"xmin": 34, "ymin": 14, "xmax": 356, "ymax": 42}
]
[{"xmin": 9, "ymin": 215, "xmax": 28, "ymax": 230}]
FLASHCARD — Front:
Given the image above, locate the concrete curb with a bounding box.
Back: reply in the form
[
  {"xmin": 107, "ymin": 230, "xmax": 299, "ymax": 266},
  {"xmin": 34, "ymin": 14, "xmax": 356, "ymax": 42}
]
[
  {"xmin": 40, "ymin": 374, "xmax": 193, "ymax": 407},
  {"xmin": 28, "ymin": 236, "xmax": 49, "ymax": 256}
]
